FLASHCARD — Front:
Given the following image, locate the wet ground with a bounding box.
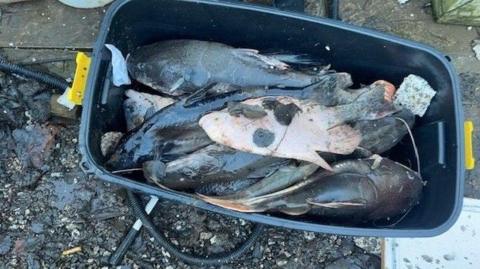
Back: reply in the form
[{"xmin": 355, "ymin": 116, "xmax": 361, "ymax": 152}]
[{"xmin": 0, "ymin": 0, "xmax": 479, "ymax": 268}]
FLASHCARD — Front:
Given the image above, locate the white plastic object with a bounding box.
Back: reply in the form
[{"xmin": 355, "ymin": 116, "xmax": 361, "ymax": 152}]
[
  {"xmin": 58, "ymin": 0, "xmax": 114, "ymax": 8},
  {"xmin": 383, "ymin": 198, "xmax": 480, "ymax": 269},
  {"xmin": 105, "ymin": 44, "xmax": 131, "ymax": 87}
]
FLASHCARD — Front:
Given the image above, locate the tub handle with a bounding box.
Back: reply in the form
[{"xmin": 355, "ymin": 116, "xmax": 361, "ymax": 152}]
[{"xmin": 465, "ymin": 120, "xmax": 475, "ymax": 170}]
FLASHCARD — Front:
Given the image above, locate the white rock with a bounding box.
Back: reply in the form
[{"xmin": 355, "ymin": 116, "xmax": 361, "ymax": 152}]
[
  {"xmin": 209, "ymin": 235, "xmax": 218, "ymax": 244},
  {"xmin": 199, "ymin": 232, "xmax": 213, "ymax": 240},
  {"xmin": 473, "ymin": 40, "xmax": 480, "ymax": 61},
  {"xmin": 303, "ymin": 231, "xmax": 316, "ymax": 241},
  {"xmin": 394, "ymin": 75, "xmax": 436, "ymax": 117}
]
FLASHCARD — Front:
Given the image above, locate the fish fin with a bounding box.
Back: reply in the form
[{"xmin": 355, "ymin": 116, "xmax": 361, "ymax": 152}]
[
  {"xmin": 196, "ymin": 193, "xmax": 258, "ymax": 212},
  {"xmin": 279, "ymin": 206, "xmax": 311, "ymax": 216},
  {"xmin": 184, "ymin": 83, "xmax": 239, "ymax": 107},
  {"xmin": 233, "ymin": 49, "xmax": 289, "ymax": 70},
  {"xmin": 325, "ymin": 125, "xmax": 361, "ymax": 155},
  {"xmin": 306, "ymin": 198, "xmax": 366, "ymax": 209},
  {"xmin": 304, "ymin": 153, "xmax": 333, "ymax": 171},
  {"xmin": 183, "ymin": 86, "xmax": 211, "ymax": 107},
  {"xmin": 263, "ymin": 53, "xmax": 322, "ymax": 66},
  {"xmin": 169, "ymin": 77, "xmax": 185, "ymax": 92}
]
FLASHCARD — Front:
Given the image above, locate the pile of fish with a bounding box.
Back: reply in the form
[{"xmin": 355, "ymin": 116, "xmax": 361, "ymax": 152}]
[{"xmin": 105, "ymin": 39, "xmax": 431, "ymax": 224}]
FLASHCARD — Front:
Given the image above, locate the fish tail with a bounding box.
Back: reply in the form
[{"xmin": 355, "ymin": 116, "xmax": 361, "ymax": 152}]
[{"xmin": 196, "ymin": 193, "xmax": 258, "ymax": 212}]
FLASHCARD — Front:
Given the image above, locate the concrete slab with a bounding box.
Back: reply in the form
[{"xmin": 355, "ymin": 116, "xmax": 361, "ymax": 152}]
[
  {"xmin": 0, "ymin": 0, "xmax": 103, "ymax": 49},
  {"xmin": 383, "ymin": 198, "xmax": 480, "ymax": 269}
]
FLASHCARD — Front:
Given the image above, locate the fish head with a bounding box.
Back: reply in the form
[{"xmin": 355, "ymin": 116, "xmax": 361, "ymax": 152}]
[
  {"xmin": 143, "ymin": 160, "xmax": 167, "ymax": 184},
  {"xmin": 354, "ymin": 80, "xmax": 399, "ymax": 120},
  {"xmin": 127, "ymin": 49, "xmax": 191, "ymax": 95},
  {"xmin": 362, "ymin": 158, "xmax": 423, "ymax": 219}
]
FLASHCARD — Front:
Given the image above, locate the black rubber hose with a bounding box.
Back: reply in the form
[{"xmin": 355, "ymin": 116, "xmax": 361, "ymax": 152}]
[
  {"xmin": 0, "ymin": 56, "xmax": 70, "ymax": 90},
  {"xmin": 126, "ymin": 190, "xmax": 265, "ymax": 266}
]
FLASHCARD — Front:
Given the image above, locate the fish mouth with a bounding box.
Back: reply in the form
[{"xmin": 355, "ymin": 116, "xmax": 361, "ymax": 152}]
[{"xmin": 373, "ymin": 80, "xmax": 396, "ymax": 102}]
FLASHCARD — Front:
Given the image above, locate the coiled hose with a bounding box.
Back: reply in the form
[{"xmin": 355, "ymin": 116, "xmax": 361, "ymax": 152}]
[
  {"xmin": 0, "ymin": 56, "xmax": 70, "ymax": 91},
  {"xmin": 126, "ymin": 190, "xmax": 265, "ymax": 266}
]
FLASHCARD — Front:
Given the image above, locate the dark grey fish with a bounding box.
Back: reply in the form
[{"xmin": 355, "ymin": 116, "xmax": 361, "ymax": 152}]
[
  {"xmin": 200, "ymin": 157, "xmax": 423, "ymax": 221},
  {"xmin": 143, "ymin": 144, "xmax": 287, "ymax": 190},
  {"xmin": 127, "ymin": 39, "xmax": 324, "ymax": 96}
]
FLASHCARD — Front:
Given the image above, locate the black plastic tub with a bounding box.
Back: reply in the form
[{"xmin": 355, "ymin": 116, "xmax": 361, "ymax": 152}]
[{"xmin": 79, "ymin": 0, "xmax": 464, "ymax": 237}]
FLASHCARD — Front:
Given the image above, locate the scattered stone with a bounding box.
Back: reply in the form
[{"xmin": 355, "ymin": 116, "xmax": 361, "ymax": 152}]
[
  {"xmin": 199, "ymin": 232, "xmax": 213, "ymax": 240},
  {"xmin": 31, "ymin": 223, "xmax": 44, "ymax": 234},
  {"xmin": 0, "ymin": 235, "xmax": 12, "ymax": 255},
  {"xmin": 353, "ymin": 237, "xmax": 381, "ymax": 255},
  {"xmin": 26, "ymin": 254, "xmax": 40, "ymax": 269},
  {"xmin": 100, "ymin": 132, "xmax": 123, "ymax": 157},
  {"xmin": 303, "ymin": 232, "xmax": 316, "ymax": 241},
  {"xmin": 325, "ymin": 253, "xmax": 380, "ymax": 269},
  {"xmin": 473, "ymin": 40, "xmax": 480, "ymax": 61},
  {"xmin": 12, "ymin": 124, "xmax": 59, "ymax": 170},
  {"xmin": 210, "ymin": 235, "xmax": 218, "ymax": 244}
]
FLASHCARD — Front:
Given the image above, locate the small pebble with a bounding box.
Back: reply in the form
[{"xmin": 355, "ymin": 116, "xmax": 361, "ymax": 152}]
[
  {"xmin": 304, "ymin": 232, "xmax": 315, "ymax": 240},
  {"xmin": 200, "ymin": 232, "xmax": 213, "ymax": 240},
  {"xmin": 210, "ymin": 235, "xmax": 218, "ymax": 244}
]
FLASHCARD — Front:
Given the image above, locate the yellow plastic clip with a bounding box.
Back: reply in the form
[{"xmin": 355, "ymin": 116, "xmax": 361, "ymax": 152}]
[
  {"xmin": 67, "ymin": 52, "xmax": 91, "ymax": 105},
  {"xmin": 465, "ymin": 121, "xmax": 475, "ymax": 170}
]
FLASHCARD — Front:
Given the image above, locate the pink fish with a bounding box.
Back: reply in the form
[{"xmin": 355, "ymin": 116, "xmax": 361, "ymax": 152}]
[{"xmin": 199, "ymin": 81, "xmax": 396, "ymax": 170}]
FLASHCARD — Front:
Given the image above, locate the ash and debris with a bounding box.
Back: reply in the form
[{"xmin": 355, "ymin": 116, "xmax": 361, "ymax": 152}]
[{"xmin": 1, "ymin": 0, "xmax": 480, "ymax": 268}]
